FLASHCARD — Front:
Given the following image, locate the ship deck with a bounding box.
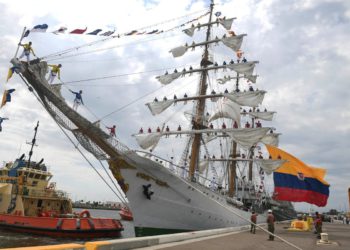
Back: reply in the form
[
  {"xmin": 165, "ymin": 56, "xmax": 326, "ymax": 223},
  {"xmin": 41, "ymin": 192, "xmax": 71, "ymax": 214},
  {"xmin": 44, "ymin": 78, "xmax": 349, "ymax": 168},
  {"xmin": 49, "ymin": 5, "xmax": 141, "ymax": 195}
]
[{"xmin": 137, "ymin": 222, "xmax": 350, "ymax": 250}]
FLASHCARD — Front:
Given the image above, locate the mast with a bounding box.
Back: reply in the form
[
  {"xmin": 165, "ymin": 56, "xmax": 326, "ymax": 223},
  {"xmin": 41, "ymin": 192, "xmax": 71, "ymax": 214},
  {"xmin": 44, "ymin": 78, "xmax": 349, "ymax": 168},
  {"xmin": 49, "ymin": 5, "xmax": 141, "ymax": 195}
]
[
  {"xmin": 188, "ymin": 0, "xmax": 215, "ymax": 180},
  {"xmin": 228, "ymin": 72, "xmax": 239, "ymax": 197},
  {"xmin": 27, "ymin": 121, "xmax": 39, "ymax": 167},
  {"xmin": 248, "ymin": 110, "xmax": 255, "ymax": 181}
]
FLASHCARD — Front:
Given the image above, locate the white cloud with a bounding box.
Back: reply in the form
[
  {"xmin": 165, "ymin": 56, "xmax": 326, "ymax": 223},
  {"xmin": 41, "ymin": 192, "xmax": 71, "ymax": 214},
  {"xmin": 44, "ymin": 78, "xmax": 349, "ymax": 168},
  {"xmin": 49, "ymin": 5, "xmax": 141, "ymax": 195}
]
[{"xmin": 0, "ymin": 0, "xmax": 349, "ymax": 214}]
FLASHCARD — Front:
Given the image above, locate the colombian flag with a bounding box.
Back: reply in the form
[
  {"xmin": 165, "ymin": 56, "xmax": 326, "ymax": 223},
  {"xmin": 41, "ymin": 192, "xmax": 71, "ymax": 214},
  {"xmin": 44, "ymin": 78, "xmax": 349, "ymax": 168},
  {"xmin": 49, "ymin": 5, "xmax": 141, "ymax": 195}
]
[
  {"xmin": 1, "ymin": 89, "xmax": 16, "ymax": 108},
  {"xmin": 266, "ymin": 145, "xmax": 329, "ymax": 207}
]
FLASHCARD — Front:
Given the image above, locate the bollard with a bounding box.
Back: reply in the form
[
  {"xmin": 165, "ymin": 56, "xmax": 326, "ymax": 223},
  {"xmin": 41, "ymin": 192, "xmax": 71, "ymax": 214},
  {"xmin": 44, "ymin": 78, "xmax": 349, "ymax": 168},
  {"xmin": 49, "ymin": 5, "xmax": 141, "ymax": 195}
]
[{"xmin": 320, "ymin": 233, "xmax": 329, "ymax": 243}]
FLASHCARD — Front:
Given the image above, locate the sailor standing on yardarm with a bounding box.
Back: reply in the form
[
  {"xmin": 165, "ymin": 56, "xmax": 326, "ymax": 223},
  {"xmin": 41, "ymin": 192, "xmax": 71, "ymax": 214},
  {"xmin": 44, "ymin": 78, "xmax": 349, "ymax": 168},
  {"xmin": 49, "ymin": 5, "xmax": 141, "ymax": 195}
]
[
  {"xmin": 69, "ymin": 89, "xmax": 84, "ymax": 110},
  {"xmin": 18, "ymin": 42, "xmax": 36, "ymax": 62},
  {"xmin": 47, "ymin": 64, "xmax": 62, "ymax": 84}
]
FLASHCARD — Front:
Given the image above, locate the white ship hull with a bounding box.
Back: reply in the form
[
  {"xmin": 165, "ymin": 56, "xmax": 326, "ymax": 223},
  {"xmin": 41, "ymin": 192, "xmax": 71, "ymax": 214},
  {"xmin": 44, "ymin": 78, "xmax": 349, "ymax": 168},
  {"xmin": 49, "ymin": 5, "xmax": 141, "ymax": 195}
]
[{"xmin": 120, "ymin": 152, "xmax": 267, "ymax": 236}]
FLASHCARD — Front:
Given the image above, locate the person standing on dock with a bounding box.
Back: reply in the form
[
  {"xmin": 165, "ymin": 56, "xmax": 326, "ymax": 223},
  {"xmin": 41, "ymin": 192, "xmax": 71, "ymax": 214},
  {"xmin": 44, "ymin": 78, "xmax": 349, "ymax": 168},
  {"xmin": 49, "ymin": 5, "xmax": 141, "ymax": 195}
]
[
  {"xmin": 267, "ymin": 209, "xmax": 275, "ymax": 241},
  {"xmin": 314, "ymin": 212, "xmax": 323, "ymax": 239},
  {"xmin": 47, "ymin": 64, "xmax": 62, "ymax": 83},
  {"xmin": 69, "ymin": 89, "xmax": 84, "ymax": 110},
  {"xmin": 18, "ymin": 41, "xmax": 36, "ymax": 62},
  {"xmin": 250, "ymin": 211, "xmax": 257, "ymax": 234}
]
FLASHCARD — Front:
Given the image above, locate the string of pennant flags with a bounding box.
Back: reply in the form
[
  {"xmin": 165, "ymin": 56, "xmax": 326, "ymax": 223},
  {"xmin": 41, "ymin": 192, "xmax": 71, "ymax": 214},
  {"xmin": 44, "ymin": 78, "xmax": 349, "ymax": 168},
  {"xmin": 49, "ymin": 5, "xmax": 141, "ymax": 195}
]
[
  {"xmin": 23, "ymin": 11, "xmax": 211, "ymax": 39},
  {"xmin": 2, "ymin": 10, "xmax": 226, "ymax": 110}
]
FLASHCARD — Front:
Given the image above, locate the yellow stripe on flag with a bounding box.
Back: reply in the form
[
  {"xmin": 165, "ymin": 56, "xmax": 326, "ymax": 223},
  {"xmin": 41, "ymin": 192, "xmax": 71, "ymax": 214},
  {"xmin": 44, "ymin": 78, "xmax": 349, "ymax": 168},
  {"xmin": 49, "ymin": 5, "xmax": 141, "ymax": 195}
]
[
  {"xmin": 1, "ymin": 90, "xmax": 7, "ymax": 108},
  {"xmin": 265, "ymin": 144, "xmax": 329, "ymax": 185},
  {"xmin": 6, "ymin": 68, "xmax": 13, "ymax": 82}
]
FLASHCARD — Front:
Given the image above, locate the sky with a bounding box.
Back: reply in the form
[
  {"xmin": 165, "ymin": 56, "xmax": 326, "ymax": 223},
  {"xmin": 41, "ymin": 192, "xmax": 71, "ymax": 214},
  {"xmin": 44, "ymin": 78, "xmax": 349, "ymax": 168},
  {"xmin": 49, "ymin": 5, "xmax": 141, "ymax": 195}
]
[{"xmin": 0, "ymin": 0, "xmax": 349, "ymax": 213}]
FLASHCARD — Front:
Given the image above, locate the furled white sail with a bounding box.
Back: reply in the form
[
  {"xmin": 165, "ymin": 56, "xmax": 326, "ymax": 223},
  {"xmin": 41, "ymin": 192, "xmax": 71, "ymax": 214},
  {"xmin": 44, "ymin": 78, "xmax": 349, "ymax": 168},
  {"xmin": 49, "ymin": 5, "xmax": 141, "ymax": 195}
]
[
  {"xmin": 226, "ymin": 128, "xmax": 270, "ymax": 149},
  {"xmin": 221, "ymin": 34, "xmax": 246, "ymax": 51},
  {"xmin": 198, "ymin": 160, "xmax": 209, "ymax": 174},
  {"xmin": 134, "ymin": 133, "xmax": 162, "ymax": 150},
  {"xmin": 227, "ymin": 61, "xmax": 258, "ymax": 76},
  {"xmin": 261, "ymin": 133, "xmax": 280, "ymax": 146},
  {"xmin": 183, "ymin": 26, "xmax": 196, "ymax": 37},
  {"xmin": 156, "ymin": 72, "xmax": 182, "ymax": 85},
  {"xmin": 219, "ymin": 18, "xmax": 235, "ymax": 30},
  {"xmin": 224, "ymin": 90, "xmax": 266, "ymax": 107},
  {"xmin": 209, "ymin": 98, "xmax": 241, "ymax": 124},
  {"xmin": 146, "ymin": 100, "xmax": 174, "ymax": 115},
  {"xmin": 249, "ymin": 111, "xmax": 275, "ymax": 121},
  {"xmin": 169, "ymin": 46, "xmax": 188, "ymax": 58},
  {"xmin": 245, "ymin": 74, "xmax": 258, "ymax": 83},
  {"xmin": 217, "ymin": 75, "xmax": 234, "ymax": 84},
  {"xmin": 203, "ymin": 134, "xmax": 217, "ymax": 144},
  {"xmin": 255, "ymin": 159, "xmax": 286, "ymax": 175}
]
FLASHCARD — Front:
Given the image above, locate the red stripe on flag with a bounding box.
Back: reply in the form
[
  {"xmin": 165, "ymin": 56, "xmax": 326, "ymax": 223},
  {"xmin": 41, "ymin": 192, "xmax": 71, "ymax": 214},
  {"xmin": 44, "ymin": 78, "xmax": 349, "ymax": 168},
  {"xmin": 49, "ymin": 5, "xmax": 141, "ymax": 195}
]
[{"xmin": 274, "ymin": 187, "xmax": 328, "ymax": 207}]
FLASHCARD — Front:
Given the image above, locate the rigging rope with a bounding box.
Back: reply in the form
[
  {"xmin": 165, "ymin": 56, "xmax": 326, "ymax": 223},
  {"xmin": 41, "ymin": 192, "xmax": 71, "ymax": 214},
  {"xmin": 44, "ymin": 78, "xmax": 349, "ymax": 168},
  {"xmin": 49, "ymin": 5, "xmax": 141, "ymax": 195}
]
[
  {"xmin": 41, "ymin": 8, "xmax": 209, "ymax": 61},
  {"xmin": 18, "ymin": 74, "xmax": 126, "ymax": 203}
]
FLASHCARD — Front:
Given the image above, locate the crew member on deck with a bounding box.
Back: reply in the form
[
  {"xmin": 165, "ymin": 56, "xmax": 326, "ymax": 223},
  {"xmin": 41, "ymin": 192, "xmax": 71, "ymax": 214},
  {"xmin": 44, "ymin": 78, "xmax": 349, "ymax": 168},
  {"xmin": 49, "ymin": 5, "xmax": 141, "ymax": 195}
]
[
  {"xmin": 245, "ymin": 121, "xmax": 250, "ymax": 128},
  {"xmin": 47, "ymin": 64, "xmax": 62, "ymax": 84},
  {"xmin": 69, "ymin": 89, "xmax": 84, "ymax": 111},
  {"xmin": 18, "ymin": 41, "xmax": 36, "ymax": 62},
  {"xmin": 139, "ymin": 127, "xmax": 144, "ymax": 133}
]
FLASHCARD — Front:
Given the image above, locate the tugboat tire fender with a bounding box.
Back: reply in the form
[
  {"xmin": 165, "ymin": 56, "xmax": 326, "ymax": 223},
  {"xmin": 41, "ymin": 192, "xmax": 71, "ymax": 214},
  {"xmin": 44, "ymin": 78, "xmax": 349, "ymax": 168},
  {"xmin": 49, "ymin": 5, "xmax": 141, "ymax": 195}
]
[{"xmin": 79, "ymin": 210, "xmax": 91, "ymax": 218}]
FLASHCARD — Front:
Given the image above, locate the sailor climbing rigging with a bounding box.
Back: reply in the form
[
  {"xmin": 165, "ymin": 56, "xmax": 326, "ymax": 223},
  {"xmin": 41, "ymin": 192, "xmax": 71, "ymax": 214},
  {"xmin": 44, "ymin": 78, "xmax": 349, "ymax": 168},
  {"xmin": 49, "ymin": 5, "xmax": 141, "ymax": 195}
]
[
  {"xmin": 69, "ymin": 89, "xmax": 84, "ymax": 110},
  {"xmin": 106, "ymin": 125, "xmax": 116, "ymax": 137}
]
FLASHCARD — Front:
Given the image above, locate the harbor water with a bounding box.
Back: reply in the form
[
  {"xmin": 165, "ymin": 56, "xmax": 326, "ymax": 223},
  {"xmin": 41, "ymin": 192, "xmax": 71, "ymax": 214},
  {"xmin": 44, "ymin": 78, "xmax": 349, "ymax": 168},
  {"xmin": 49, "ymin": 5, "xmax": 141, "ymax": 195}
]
[{"xmin": 0, "ymin": 209, "xmax": 135, "ymax": 248}]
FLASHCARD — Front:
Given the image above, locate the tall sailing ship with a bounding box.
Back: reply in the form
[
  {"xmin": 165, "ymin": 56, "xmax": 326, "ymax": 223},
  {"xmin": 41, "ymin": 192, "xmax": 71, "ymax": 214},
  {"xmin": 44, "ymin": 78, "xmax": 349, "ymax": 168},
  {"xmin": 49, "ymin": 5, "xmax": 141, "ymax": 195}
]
[{"xmin": 10, "ymin": 1, "xmax": 295, "ymax": 236}]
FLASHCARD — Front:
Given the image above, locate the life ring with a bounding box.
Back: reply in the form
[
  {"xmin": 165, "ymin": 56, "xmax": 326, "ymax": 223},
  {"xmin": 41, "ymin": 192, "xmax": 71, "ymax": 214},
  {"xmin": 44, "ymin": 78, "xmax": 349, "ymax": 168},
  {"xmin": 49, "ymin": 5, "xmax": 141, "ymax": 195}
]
[{"xmin": 79, "ymin": 210, "xmax": 91, "ymax": 218}]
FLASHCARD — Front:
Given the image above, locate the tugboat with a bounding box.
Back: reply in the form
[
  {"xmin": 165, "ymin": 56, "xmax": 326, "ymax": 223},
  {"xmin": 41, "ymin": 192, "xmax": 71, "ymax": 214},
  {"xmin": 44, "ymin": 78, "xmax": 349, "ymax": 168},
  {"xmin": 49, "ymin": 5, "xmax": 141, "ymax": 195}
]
[{"xmin": 0, "ymin": 122, "xmax": 123, "ymax": 238}]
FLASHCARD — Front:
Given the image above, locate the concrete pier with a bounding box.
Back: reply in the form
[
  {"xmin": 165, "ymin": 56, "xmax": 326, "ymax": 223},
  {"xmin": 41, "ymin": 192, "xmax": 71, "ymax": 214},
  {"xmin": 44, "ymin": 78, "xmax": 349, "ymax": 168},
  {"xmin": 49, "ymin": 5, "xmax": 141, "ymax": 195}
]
[
  {"xmin": 136, "ymin": 222, "xmax": 350, "ymax": 250},
  {"xmin": 2, "ymin": 222, "xmax": 349, "ymax": 250}
]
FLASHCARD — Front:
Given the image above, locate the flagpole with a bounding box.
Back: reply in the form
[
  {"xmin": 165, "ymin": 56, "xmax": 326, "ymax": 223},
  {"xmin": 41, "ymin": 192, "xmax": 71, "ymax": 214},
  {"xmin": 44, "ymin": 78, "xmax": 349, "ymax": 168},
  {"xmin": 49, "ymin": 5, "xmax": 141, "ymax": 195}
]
[{"xmin": 14, "ymin": 27, "xmax": 27, "ymax": 58}]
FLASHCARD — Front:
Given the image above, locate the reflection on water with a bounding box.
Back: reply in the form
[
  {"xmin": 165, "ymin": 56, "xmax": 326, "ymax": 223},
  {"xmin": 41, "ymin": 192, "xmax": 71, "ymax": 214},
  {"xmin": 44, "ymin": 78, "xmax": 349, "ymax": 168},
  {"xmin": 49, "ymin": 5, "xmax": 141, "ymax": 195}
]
[{"xmin": 0, "ymin": 209, "xmax": 135, "ymax": 248}]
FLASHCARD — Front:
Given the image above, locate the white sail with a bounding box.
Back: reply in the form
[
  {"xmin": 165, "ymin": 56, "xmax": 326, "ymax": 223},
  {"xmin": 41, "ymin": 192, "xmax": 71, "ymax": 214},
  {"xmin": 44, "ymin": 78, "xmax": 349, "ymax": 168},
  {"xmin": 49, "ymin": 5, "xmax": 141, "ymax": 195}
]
[
  {"xmin": 156, "ymin": 72, "xmax": 182, "ymax": 85},
  {"xmin": 146, "ymin": 100, "xmax": 174, "ymax": 115},
  {"xmin": 198, "ymin": 160, "xmax": 209, "ymax": 174},
  {"xmin": 217, "ymin": 75, "xmax": 234, "ymax": 84},
  {"xmin": 249, "ymin": 111, "xmax": 275, "ymax": 121},
  {"xmin": 226, "ymin": 128, "xmax": 270, "ymax": 149},
  {"xmin": 209, "ymin": 98, "xmax": 241, "ymax": 124},
  {"xmin": 221, "ymin": 34, "xmax": 246, "ymax": 51},
  {"xmin": 255, "ymin": 159, "xmax": 286, "ymax": 175},
  {"xmin": 169, "ymin": 46, "xmax": 188, "ymax": 58},
  {"xmin": 245, "ymin": 74, "xmax": 258, "ymax": 83},
  {"xmin": 203, "ymin": 134, "xmax": 217, "ymax": 143},
  {"xmin": 227, "ymin": 61, "xmax": 258, "ymax": 76},
  {"xmin": 183, "ymin": 26, "xmax": 196, "ymax": 37},
  {"xmin": 219, "ymin": 18, "xmax": 235, "ymax": 30},
  {"xmin": 261, "ymin": 133, "xmax": 280, "ymax": 146},
  {"xmin": 224, "ymin": 90, "xmax": 266, "ymax": 107},
  {"xmin": 133, "ymin": 133, "xmax": 162, "ymax": 150}
]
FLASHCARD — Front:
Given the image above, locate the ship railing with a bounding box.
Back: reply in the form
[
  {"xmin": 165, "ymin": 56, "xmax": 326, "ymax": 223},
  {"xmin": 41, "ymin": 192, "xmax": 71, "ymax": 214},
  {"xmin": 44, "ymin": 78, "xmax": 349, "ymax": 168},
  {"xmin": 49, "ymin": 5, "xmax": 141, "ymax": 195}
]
[
  {"xmin": 24, "ymin": 189, "xmax": 69, "ymax": 199},
  {"xmin": 134, "ymin": 150, "xmax": 223, "ymax": 189}
]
